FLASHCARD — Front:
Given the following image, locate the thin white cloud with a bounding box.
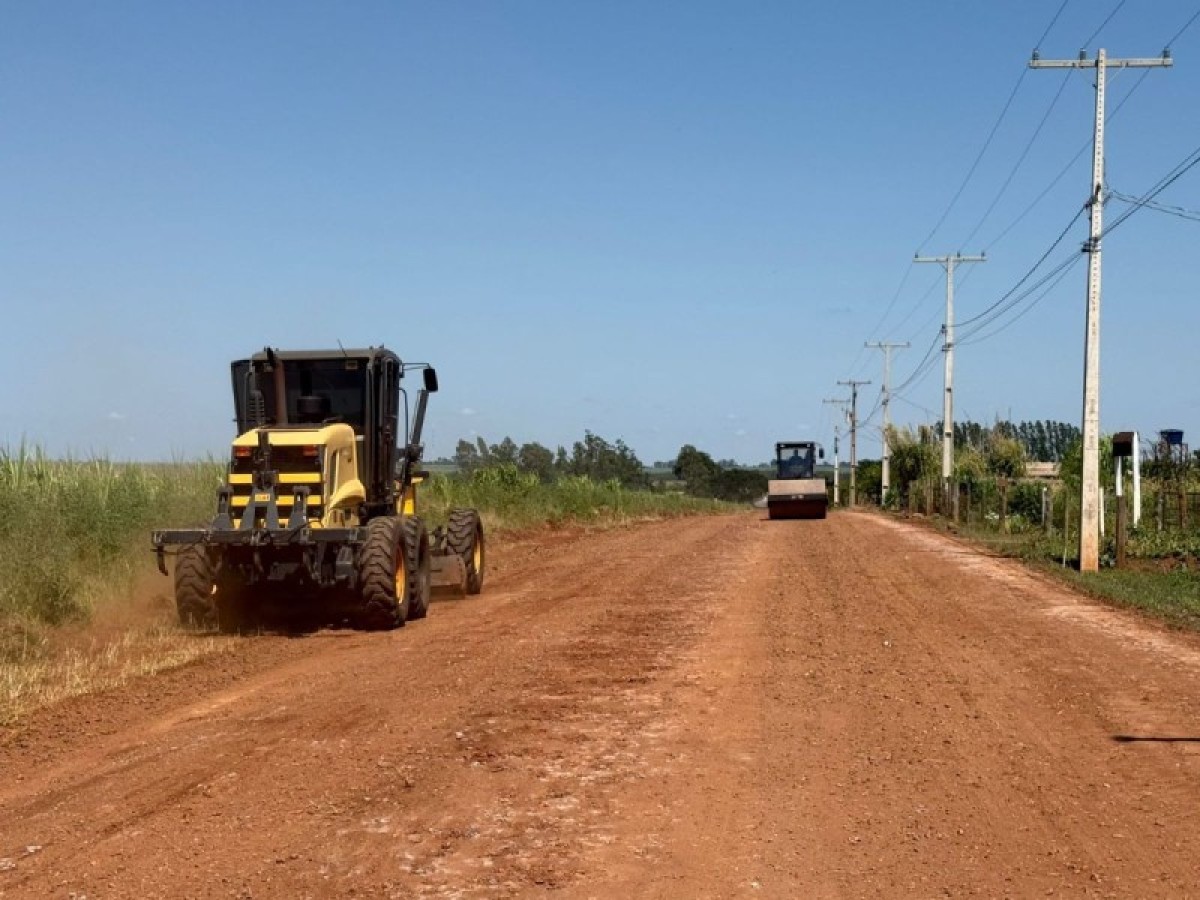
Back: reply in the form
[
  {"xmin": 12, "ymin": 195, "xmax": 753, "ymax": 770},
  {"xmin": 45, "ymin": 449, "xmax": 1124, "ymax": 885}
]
[
  {"xmin": 459, "ymin": 407, "xmax": 476, "ymax": 416},
  {"xmin": 106, "ymin": 411, "xmax": 126, "ymax": 421}
]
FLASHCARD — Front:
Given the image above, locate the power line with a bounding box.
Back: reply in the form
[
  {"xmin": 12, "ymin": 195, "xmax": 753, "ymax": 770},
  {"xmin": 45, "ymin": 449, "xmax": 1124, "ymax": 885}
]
[
  {"xmin": 1167, "ymin": 7, "xmax": 1200, "ymax": 47},
  {"xmin": 1037, "ymin": 0, "xmax": 1073, "ymax": 48},
  {"xmin": 915, "ymin": 68, "xmax": 1029, "ymax": 251},
  {"xmin": 959, "ymin": 72, "xmax": 1073, "ymax": 249},
  {"xmin": 952, "ymin": 143, "xmax": 1200, "ymax": 347},
  {"xmin": 1082, "ymin": 0, "xmax": 1127, "ymax": 47},
  {"xmin": 957, "ymin": 204, "xmax": 1086, "ymax": 329},
  {"xmin": 1109, "ymin": 189, "xmax": 1200, "ymax": 222},
  {"xmin": 958, "ymin": 254, "xmax": 1083, "ymax": 346}
]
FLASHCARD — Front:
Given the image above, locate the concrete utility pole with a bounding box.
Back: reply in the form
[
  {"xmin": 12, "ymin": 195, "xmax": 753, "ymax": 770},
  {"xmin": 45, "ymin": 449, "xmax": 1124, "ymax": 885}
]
[
  {"xmin": 914, "ymin": 252, "xmax": 985, "ymax": 514},
  {"xmin": 837, "ymin": 380, "xmax": 870, "ymax": 506},
  {"xmin": 1031, "ymin": 47, "xmax": 1172, "ymax": 572},
  {"xmin": 865, "ymin": 341, "xmax": 909, "ymax": 505},
  {"xmin": 823, "ymin": 397, "xmax": 850, "ymax": 506}
]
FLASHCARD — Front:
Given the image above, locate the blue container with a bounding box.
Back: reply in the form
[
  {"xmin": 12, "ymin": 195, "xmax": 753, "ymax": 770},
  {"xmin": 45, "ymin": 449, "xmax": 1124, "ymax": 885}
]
[{"xmin": 1161, "ymin": 429, "xmax": 1185, "ymax": 446}]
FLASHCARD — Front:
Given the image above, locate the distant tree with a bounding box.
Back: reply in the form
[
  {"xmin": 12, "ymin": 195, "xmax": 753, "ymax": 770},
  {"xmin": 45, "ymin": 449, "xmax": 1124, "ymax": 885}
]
[
  {"xmin": 673, "ymin": 445, "xmax": 720, "ymax": 496},
  {"xmin": 454, "ymin": 439, "xmax": 482, "ymax": 474},
  {"xmin": 565, "ymin": 432, "xmax": 648, "ymax": 487},
  {"xmin": 673, "ymin": 444, "xmax": 766, "ymax": 500},
  {"xmin": 490, "ymin": 436, "xmax": 519, "ymax": 466},
  {"xmin": 517, "ymin": 442, "xmax": 555, "ymax": 482}
]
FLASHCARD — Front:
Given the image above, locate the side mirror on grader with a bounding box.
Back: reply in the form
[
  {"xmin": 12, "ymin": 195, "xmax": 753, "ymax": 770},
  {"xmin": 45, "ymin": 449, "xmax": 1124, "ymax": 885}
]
[{"xmin": 152, "ymin": 347, "xmax": 484, "ymax": 633}]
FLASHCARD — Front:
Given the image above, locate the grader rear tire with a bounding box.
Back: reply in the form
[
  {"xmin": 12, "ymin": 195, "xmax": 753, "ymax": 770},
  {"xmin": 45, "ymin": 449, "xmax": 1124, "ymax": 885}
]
[
  {"xmin": 404, "ymin": 517, "xmax": 432, "ymax": 620},
  {"xmin": 174, "ymin": 545, "xmax": 217, "ymax": 629},
  {"xmin": 357, "ymin": 517, "xmax": 410, "ymax": 630},
  {"xmin": 446, "ymin": 508, "xmax": 485, "ymax": 595}
]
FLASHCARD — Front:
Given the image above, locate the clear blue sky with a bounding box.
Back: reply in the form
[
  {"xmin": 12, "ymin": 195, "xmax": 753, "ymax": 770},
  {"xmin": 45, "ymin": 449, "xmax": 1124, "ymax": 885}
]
[{"xmin": 3, "ymin": 1, "xmax": 1199, "ymax": 464}]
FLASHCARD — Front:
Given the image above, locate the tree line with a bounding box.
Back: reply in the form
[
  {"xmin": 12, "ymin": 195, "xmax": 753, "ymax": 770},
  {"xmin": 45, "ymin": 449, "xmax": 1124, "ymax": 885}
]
[
  {"xmin": 448, "ymin": 432, "xmax": 649, "ymax": 488},
  {"xmin": 441, "ymin": 436, "xmax": 769, "ymax": 502}
]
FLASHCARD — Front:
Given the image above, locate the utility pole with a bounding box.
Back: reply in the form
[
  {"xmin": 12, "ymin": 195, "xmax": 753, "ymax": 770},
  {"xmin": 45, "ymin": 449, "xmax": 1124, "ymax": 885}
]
[
  {"xmin": 823, "ymin": 397, "xmax": 850, "ymax": 506},
  {"xmin": 914, "ymin": 252, "xmax": 985, "ymax": 515},
  {"xmin": 865, "ymin": 341, "xmax": 909, "ymax": 505},
  {"xmin": 837, "ymin": 380, "xmax": 870, "ymax": 506},
  {"xmin": 1031, "ymin": 47, "xmax": 1172, "ymax": 572}
]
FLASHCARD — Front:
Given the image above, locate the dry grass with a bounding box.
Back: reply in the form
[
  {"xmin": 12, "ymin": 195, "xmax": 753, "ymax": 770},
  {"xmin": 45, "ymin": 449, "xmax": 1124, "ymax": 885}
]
[{"xmin": 0, "ymin": 627, "xmax": 235, "ymax": 725}]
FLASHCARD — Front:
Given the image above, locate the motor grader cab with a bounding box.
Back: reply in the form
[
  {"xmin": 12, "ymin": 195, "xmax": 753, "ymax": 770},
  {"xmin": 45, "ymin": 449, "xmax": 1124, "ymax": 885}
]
[
  {"xmin": 766, "ymin": 441, "xmax": 828, "ymax": 519},
  {"xmin": 152, "ymin": 346, "xmax": 485, "ymax": 631}
]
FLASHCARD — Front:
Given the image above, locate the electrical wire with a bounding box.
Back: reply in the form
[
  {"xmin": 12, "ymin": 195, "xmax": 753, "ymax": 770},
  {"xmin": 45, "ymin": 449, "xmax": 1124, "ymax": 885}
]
[
  {"xmin": 890, "ymin": 330, "xmax": 944, "ymax": 399},
  {"xmin": 1082, "ymin": 0, "xmax": 1127, "ymax": 46},
  {"xmin": 1108, "ymin": 189, "xmax": 1200, "ymax": 222},
  {"xmin": 957, "ymin": 204, "xmax": 1086, "ymax": 329},
  {"xmin": 958, "ymin": 255, "xmax": 1083, "ymax": 346},
  {"xmin": 1036, "ymin": 0, "xmax": 1073, "ymax": 48},
  {"xmin": 959, "ymin": 71, "xmax": 1073, "ymax": 249},
  {"xmin": 915, "ymin": 67, "xmax": 1030, "ymax": 252},
  {"xmin": 955, "ymin": 142, "xmax": 1200, "ymax": 346},
  {"xmin": 1166, "ymin": 6, "xmax": 1200, "ymax": 46}
]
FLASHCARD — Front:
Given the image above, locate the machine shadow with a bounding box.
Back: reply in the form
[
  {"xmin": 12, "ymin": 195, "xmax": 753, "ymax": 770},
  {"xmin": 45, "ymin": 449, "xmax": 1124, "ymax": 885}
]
[{"xmin": 1112, "ymin": 734, "xmax": 1200, "ymax": 743}]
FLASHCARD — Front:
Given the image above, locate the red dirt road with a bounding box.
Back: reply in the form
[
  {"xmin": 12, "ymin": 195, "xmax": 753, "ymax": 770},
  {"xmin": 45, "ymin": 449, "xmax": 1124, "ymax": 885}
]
[{"xmin": 3, "ymin": 511, "xmax": 1200, "ymax": 898}]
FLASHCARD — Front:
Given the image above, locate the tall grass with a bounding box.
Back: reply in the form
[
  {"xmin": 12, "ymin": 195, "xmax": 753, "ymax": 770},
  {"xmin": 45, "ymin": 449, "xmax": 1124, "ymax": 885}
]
[{"xmin": 0, "ymin": 444, "xmax": 222, "ymax": 646}]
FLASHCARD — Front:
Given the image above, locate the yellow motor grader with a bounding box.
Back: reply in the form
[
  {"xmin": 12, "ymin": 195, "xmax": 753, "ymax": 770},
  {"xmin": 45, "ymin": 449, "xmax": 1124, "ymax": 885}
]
[{"xmin": 152, "ymin": 347, "xmax": 484, "ymax": 631}]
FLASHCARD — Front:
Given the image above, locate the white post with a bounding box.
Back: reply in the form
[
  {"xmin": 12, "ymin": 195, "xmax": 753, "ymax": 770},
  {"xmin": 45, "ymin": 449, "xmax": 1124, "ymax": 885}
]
[
  {"xmin": 832, "ymin": 425, "xmax": 841, "ymax": 506},
  {"xmin": 1132, "ymin": 430, "xmax": 1142, "ymax": 527}
]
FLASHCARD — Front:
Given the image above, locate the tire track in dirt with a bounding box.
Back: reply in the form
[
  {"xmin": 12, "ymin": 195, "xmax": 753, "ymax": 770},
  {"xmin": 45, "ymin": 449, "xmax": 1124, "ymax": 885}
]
[{"xmin": 596, "ymin": 511, "xmax": 1200, "ymax": 898}]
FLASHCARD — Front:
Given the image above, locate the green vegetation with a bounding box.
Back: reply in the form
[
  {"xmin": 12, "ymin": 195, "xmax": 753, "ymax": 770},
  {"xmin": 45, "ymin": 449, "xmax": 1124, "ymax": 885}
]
[
  {"xmin": 671, "ymin": 445, "xmax": 768, "ymax": 502},
  {"xmin": 0, "ymin": 445, "xmax": 222, "ymax": 638},
  {"xmin": 451, "ymin": 431, "xmax": 649, "ymax": 487}
]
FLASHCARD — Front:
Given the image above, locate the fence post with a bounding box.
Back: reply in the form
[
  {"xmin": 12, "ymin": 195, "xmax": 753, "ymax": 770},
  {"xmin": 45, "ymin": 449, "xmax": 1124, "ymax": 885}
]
[{"xmin": 1116, "ymin": 492, "xmax": 1128, "ymax": 569}]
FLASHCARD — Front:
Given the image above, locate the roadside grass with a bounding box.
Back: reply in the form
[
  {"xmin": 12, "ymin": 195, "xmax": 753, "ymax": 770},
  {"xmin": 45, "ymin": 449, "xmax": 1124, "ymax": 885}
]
[
  {"xmin": 917, "ymin": 515, "xmax": 1200, "ymax": 633},
  {"xmin": 0, "ymin": 448, "xmax": 733, "ymax": 723}
]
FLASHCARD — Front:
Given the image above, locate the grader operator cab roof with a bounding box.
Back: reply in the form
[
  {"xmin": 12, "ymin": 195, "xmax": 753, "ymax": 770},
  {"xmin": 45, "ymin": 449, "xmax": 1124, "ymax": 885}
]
[{"xmin": 230, "ymin": 347, "xmax": 407, "ymax": 434}]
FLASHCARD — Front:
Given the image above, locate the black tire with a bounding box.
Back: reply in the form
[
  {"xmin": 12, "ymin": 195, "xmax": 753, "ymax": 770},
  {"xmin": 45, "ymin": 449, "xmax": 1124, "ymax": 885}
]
[
  {"xmin": 357, "ymin": 516, "xmax": 410, "ymax": 630},
  {"xmin": 174, "ymin": 545, "xmax": 217, "ymax": 629},
  {"xmin": 404, "ymin": 516, "xmax": 432, "ymax": 620},
  {"xmin": 446, "ymin": 508, "xmax": 485, "ymax": 595}
]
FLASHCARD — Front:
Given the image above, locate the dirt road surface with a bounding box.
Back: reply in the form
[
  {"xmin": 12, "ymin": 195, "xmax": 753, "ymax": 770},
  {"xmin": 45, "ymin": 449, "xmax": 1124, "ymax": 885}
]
[{"xmin": 3, "ymin": 511, "xmax": 1200, "ymax": 898}]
